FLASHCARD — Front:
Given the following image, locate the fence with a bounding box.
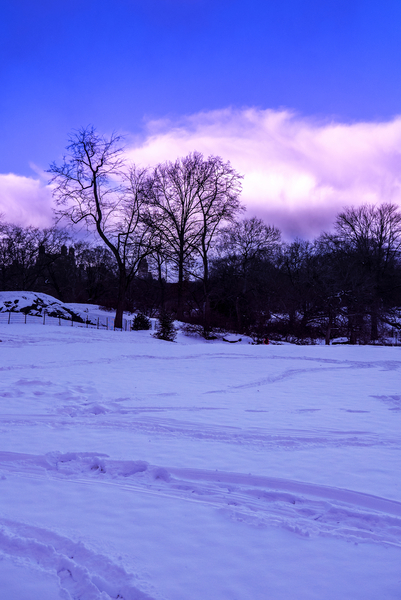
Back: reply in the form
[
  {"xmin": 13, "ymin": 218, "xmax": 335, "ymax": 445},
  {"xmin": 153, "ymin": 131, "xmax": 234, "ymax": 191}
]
[{"xmin": 0, "ymin": 311, "xmax": 137, "ymax": 331}]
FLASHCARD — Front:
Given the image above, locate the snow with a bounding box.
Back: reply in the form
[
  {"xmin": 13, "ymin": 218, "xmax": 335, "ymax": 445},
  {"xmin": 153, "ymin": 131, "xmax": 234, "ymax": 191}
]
[
  {"xmin": 0, "ymin": 292, "xmax": 136, "ymax": 330},
  {"xmin": 0, "ymin": 291, "xmax": 85, "ymax": 321},
  {"xmin": 0, "ymin": 315, "xmax": 400, "ymax": 599}
]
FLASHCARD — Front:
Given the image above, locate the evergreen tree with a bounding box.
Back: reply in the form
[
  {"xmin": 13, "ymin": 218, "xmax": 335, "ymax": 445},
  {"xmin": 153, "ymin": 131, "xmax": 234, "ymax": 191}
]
[
  {"xmin": 132, "ymin": 312, "xmax": 152, "ymax": 330},
  {"xmin": 154, "ymin": 311, "xmax": 178, "ymax": 342}
]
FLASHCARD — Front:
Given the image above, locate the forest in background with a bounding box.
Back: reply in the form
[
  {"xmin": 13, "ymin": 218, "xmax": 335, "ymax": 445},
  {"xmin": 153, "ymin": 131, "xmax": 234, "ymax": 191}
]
[{"xmin": 1, "ymin": 201, "xmax": 401, "ymax": 345}]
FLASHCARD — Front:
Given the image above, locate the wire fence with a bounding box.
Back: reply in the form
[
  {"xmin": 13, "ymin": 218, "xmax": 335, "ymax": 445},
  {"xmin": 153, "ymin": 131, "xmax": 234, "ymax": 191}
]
[{"xmin": 0, "ymin": 311, "xmax": 146, "ymax": 331}]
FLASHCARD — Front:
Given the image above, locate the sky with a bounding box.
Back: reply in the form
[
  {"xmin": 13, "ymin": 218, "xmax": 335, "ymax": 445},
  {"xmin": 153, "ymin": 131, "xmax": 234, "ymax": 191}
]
[{"xmin": 2, "ymin": 0, "xmax": 401, "ymax": 238}]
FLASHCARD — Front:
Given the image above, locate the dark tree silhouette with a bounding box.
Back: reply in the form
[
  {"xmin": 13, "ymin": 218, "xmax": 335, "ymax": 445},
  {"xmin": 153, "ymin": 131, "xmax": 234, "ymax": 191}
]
[
  {"xmin": 334, "ymin": 203, "xmax": 401, "ymax": 341},
  {"xmin": 0, "ymin": 224, "xmax": 70, "ymax": 294},
  {"xmin": 145, "ymin": 152, "xmax": 243, "ymax": 320},
  {"xmin": 49, "ymin": 127, "xmax": 155, "ymax": 328},
  {"xmin": 220, "ymin": 217, "xmax": 281, "ymax": 330}
]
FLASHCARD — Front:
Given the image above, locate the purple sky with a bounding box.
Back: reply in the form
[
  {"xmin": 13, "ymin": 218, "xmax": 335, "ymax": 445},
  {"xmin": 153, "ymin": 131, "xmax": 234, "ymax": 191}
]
[{"xmin": 2, "ymin": 1, "xmax": 401, "ymax": 239}]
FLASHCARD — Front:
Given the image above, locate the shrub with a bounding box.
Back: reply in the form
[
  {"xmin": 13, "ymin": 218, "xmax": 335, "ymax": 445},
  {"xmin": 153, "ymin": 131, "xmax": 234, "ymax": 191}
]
[
  {"xmin": 182, "ymin": 323, "xmax": 219, "ymax": 340},
  {"xmin": 154, "ymin": 311, "xmax": 178, "ymax": 342},
  {"xmin": 132, "ymin": 312, "xmax": 152, "ymax": 331}
]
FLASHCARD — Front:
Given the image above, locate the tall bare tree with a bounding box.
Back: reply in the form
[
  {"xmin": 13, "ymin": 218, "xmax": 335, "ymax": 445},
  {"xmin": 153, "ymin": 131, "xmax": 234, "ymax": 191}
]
[
  {"xmin": 146, "ymin": 152, "xmax": 243, "ymax": 319},
  {"xmin": 194, "ymin": 155, "xmax": 244, "ymax": 327},
  {"xmin": 219, "ymin": 217, "xmax": 281, "ymax": 329},
  {"xmin": 49, "ymin": 126, "xmax": 154, "ymax": 328},
  {"xmin": 334, "ymin": 203, "xmax": 401, "ymax": 340}
]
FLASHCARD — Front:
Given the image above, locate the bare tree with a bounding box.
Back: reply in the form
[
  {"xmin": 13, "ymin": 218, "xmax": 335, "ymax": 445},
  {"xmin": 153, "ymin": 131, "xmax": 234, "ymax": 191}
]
[
  {"xmin": 220, "ymin": 217, "xmax": 281, "ymax": 272},
  {"xmin": 194, "ymin": 155, "xmax": 244, "ymax": 327},
  {"xmin": 49, "ymin": 127, "xmax": 155, "ymax": 328},
  {"xmin": 334, "ymin": 203, "xmax": 401, "ymax": 340},
  {"xmin": 335, "ymin": 203, "xmax": 401, "ymax": 257},
  {"xmin": 146, "ymin": 152, "xmax": 243, "ymax": 319},
  {"xmin": 219, "ymin": 217, "xmax": 281, "ymax": 329}
]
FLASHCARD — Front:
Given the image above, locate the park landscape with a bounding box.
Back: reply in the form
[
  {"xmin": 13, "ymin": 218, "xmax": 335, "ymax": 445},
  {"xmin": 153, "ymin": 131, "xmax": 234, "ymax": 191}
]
[{"xmin": 2, "ymin": 2, "xmax": 401, "ymax": 598}]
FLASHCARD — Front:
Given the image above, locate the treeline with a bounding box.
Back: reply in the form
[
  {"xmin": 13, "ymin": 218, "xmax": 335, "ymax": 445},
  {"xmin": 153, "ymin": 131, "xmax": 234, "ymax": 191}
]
[
  {"xmin": 1, "ymin": 203, "xmax": 401, "ymax": 344},
  {"xmin": 0, "ymin": 224, "xmax": 117, "ymax": 306},
  {"xmin": 1, "ymin": 126, "xmax": 401, "ymax": 344}
]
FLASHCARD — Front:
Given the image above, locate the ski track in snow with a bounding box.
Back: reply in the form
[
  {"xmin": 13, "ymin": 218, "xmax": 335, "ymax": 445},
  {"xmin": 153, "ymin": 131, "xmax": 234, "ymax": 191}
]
[
  {"xmin": 0, "ymin": 513, "xmax": 155, "ymax": 600},
  {"xmin": 0, "ymin": 374, "xmax": 399, "ymax": 450},
  {"xmin": 0, "ymin": 412, "xmax": 397, "ymax": 450},
  {"xmin": 1, "ymin": 351, "xmax": 400, "ymax": 374},
  {"xmin": 1, "ymin": 451, "xmax": 401, "ymax": 554}
]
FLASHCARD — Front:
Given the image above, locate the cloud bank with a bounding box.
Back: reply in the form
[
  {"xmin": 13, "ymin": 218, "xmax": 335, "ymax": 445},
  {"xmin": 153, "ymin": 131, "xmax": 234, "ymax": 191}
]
[
  {"xmin": 0, "ymin": 173, "xmax": 53, "ymax": 228},
  {"xmin": 2, "ymin": 108, "xmax": 401, "ymax": 239},
  {"xmin": 128, "ymin": 108, "xmax": 401, "ymax": 239}
]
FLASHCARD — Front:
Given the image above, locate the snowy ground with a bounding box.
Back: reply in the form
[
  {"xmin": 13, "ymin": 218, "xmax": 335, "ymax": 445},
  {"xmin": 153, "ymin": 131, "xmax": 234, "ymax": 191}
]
[
  {"xmin": 0, "ymin": 292, "xmax": 135, "ymax": 330},
  {"xmin": 0, "ymin": 321, "xmax": 400, "ymax": 599},
  {"xmin": 0, "ymin": 292, "xmax": 88, "ymax": 321}
]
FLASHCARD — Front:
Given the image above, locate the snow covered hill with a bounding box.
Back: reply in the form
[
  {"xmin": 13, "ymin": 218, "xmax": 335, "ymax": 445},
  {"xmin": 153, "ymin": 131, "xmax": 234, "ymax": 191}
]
[
  {"xmin": 0, "ymin": 322, "xmax": 400, "ymax": 599},
  {"xmin": 0, "ymin": 292, "xmax": 135, "ymax": 330},
  {"xmin": 0, "ymin": 291, "xmax": 91, "ymax": 321}
]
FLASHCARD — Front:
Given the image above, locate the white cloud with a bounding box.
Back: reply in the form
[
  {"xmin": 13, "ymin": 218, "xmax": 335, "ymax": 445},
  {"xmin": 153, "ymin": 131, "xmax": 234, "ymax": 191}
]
[
  {"xmin": 127, "ymin": 108, "xmax": 401, "ymax": 238},
  {"xmin": 0, "ymin": 173, "xmax": 53, "ymax": 228}
]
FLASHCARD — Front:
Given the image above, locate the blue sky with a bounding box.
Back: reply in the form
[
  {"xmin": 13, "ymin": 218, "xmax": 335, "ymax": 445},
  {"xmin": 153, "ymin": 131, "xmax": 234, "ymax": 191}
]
[{"xmin": 2, "ymin": 0, "xmax": 401, "ymax": 236}]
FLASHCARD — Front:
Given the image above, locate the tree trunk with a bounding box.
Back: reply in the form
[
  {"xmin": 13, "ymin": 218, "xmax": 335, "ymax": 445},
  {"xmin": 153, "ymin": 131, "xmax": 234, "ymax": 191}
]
[
  {"xmin": 202, "ymin": 252, "xmax": 210, "ymax": 335},
  {"xmin": 203, "ymin": 297, "xmax": 211, "ymax": 336},
  {"xmin": 235, "ymin": 296, "xmax": 242, "ymax": 331},
  {"xmin": 157, "ymin": 263, "xmax": 165, "ymax": 310},
  {"xmin": 348, "ymin": 316, "xmax": 357, "ymax": 345},
  {"xmin": 176, "ymin": 253, "xmax": 184, "ymax": 321},
  {"xmin": 325, "ymin": 312, "xmax": 333, "ymax": 345},
  {"xmin": 288, "ymin": 309, "xmax": 296, "ymax": 331},
  {"xmin": 370, "ymin": 310, "xmax": 379, "ymax": 341},
  {"xmin": 114, "ymin": 269, "xmax": 127, "ymax": 329}
]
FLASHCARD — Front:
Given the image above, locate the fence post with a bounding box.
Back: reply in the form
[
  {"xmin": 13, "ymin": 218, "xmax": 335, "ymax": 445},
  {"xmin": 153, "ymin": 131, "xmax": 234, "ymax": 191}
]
[
  {"xmin": 43, "ymin": 311, "xmax": 46, "ymax": 325},
  {"xmin": 59, "ymin": 317, "xmax": 61, "ymax": 326},
  {"xmin": 8, "ymin": 311, "xmax": 11, "ymax": 324},
  {"xmin": 97, "ymin": 317, "xmax": 99, "ymax": 330},
  {"xmin": 25, "ymin": 313, "xmax": 27, "ymax": 324},
  {"xmin": 71, "ymin": 315, "xmax": 73, "ymax": 327}
]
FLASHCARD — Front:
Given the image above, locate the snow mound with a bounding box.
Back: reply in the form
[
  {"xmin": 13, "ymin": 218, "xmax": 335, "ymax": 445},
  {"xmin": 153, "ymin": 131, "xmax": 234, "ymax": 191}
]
[{"xmin": 0, "ymin": 291, "xmax": 87, "ymax": 322}]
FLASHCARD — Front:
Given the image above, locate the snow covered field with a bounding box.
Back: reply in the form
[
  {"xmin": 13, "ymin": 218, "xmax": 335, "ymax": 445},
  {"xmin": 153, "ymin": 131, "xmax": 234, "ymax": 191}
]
[{"xmin": 0, "ymin": 322, "xmax": 400, "ymax": 599}]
